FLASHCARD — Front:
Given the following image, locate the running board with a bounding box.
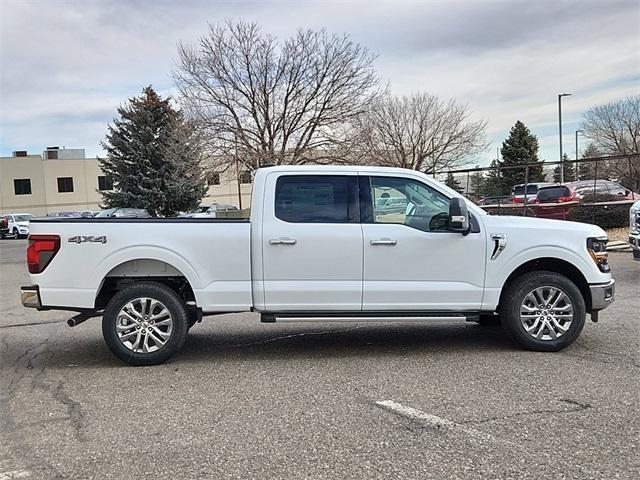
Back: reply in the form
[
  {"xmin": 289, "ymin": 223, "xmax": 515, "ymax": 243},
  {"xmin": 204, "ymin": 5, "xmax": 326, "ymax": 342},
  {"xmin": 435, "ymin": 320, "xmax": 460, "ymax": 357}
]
[{"xmin": 261, "ymin": 312, "xmax": 479, "ymax": 323}]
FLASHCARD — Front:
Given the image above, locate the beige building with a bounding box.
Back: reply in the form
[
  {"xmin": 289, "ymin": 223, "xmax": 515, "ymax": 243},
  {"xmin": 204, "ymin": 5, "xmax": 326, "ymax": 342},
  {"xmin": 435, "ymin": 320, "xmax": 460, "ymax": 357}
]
[{"xmin": 0, "ymin": 147, "xmax": 252, "ymax": 216}]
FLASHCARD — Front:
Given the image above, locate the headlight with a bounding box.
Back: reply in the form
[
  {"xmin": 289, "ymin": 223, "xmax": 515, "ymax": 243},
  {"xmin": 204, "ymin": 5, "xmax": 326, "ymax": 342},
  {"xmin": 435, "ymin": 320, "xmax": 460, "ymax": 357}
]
[{"xmin": 587, "ymin": 237, "xmax": 610, "ymax": 273}]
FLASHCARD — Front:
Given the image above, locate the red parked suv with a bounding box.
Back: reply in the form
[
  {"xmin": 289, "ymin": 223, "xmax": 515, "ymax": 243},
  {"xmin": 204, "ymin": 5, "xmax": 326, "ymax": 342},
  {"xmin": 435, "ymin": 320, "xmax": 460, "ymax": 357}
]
[{"xmin": 532, "ymin": 185, "xmax": 579, "ymax": 220}]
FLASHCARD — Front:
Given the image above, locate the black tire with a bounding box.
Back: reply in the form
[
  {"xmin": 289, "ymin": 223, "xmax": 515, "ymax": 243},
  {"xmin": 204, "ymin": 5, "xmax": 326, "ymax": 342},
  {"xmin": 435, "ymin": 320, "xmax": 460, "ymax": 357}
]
[
  {"xmin": 102, "ymin": 282, "xmax": 189, "ymax": 366},
  {"xmin": 501, "ymin": 271, "xmax": 586, "ymax": 352},
  {"xmin": 12, "ymin": 228, "xmax": 19, "ymax": 239}
]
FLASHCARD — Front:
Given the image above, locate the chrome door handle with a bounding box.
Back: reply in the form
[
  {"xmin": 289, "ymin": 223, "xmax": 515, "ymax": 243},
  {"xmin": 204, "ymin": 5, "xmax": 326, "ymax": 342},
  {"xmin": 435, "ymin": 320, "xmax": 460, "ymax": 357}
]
[
  {"xmin": 370, "ymin": 239, "xmax": 397, "ymax": 246},
  {"xmin": 269, "ymin": 238, "xmax": 297, "ymax": 245}
]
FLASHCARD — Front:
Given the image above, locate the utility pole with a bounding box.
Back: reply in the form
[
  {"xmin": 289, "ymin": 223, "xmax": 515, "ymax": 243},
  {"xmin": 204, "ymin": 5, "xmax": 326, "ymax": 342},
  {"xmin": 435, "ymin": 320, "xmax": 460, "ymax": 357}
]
[{"xmin": 558, "ymin": 93, "xmax": 572, "ymax": 183}]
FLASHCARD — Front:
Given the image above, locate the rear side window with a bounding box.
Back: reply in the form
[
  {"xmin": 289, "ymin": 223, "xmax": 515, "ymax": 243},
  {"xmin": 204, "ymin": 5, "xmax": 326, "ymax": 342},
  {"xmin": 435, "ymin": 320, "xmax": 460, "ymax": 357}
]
[
  {"xmin": 275, "ymin": 175, "xmax": 358, "ymax": 223},
  {"xmin": 537, "ymin": 186, "xmax": 570, "ymax": 201}
]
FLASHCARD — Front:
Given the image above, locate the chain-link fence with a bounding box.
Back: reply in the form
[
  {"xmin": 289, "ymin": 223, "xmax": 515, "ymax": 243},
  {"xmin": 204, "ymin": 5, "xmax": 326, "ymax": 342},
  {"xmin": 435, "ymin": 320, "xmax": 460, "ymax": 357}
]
[{"xmin": 438, "ymin": 154, "xmax": 639, "ymax": 229}]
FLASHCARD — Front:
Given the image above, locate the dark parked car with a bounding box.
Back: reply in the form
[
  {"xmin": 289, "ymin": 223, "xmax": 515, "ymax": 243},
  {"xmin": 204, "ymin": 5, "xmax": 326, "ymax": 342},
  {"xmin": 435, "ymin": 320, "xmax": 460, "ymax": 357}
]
[
  {"xmin": 568, "ymin": 180, "xmax": 640, "ymax": 201},
  {"xmin": 477, "ymin": 196, "xmax": 513, "ymax": 206}
]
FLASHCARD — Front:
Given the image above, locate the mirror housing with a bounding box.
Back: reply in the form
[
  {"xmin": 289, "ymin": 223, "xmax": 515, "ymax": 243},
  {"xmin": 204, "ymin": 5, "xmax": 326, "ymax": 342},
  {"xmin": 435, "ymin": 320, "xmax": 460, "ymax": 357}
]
[{"xmin": 449, "ymin": 197, "xmax": 470, "ymax": 234}]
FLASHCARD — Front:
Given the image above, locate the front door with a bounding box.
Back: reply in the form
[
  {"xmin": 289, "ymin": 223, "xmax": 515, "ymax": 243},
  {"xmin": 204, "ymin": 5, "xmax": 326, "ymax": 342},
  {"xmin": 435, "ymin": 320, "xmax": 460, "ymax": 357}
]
[
  {"xmin": 361, "ymin": 175, "xmax": 486, "ymax": 311},
  {"xmin": 261, "ymin": 173, "xmax": 363, "ymax": 311}
]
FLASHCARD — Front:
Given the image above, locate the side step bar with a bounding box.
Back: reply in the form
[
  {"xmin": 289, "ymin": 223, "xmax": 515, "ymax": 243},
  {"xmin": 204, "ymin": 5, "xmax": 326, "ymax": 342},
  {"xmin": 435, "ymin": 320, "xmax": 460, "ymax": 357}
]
[{"xmin": 261, "ymin": 312, "xmax": 480, "ymax": 323}]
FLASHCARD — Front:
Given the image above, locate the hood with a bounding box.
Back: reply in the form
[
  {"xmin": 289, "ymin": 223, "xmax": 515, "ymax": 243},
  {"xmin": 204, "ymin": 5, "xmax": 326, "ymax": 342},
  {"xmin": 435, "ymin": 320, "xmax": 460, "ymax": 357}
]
[
  {"xmin": 482, "ymin": 214, "xmax": 606, "ymax": 239},
  {"xmin": 16, "ymin": 221, "xmax": 30, "ymax": 227}
]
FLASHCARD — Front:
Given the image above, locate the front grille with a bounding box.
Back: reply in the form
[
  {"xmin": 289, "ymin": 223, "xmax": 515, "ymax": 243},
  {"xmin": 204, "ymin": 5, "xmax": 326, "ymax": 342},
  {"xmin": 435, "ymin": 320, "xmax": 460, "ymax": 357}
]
[{"xmin": 632, "ymin": 210, "xmax": 640, "ymax": 233}]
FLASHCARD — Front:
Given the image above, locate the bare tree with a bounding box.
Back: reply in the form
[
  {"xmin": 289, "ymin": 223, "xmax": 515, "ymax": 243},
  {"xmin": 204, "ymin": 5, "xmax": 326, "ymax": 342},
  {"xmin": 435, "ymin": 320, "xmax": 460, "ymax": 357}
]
[
  {"xmin": 174, "ymin": 20, "xmax": 380, "ymax": 172},
  {"xmin": 356, "ymin": 92, "xmax": 487, "ymax": 173},
  {"xmin": 581, "ymin": 96, "xmax": 640, "ymax": 155}
]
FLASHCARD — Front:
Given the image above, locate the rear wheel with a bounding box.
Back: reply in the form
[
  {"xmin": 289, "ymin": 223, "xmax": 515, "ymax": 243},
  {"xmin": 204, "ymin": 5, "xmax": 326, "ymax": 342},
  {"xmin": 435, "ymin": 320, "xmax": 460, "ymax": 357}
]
[
  {"xmin": 501, "ymin": 271, "xmax": 585, "ymax": 351},
  {"xmin": 102, "ymin": 282, "xmax": 189, "ymax": 366}
]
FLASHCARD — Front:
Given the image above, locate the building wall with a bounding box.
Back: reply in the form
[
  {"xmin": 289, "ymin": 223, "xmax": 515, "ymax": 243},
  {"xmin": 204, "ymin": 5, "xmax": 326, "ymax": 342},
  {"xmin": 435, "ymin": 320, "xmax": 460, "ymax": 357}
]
[
  {"xmin": 0, "ymin": 153, "xmax": 105, "ymax": 216},
  {"xmin": 202, "ymin": 169, "xmax": 253, "ymax": 209},
  {"xmin": 1, "ymin": 151, "xmax": 254, "ymax": 215}
]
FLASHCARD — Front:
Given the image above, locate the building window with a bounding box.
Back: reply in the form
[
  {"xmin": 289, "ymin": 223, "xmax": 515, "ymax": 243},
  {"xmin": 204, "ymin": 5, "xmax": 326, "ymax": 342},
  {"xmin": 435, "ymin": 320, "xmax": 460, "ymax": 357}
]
[
  {"xmin": 98, "ymin": 175, "xmax": 114, "ymax": 191},
  {"xmin": 207, "ymin": 172, "xmax": 220, "ymax": 186},
  {"xmin": 57, "ymin": 177, "xmax": 74, "ymax": 193},
  {"xmin": 239, "ymin": 170, "xmax": 252, "ymax": 184},
  {"xmin": 46, "ymin": 150, "xmax": 59, "ymax": 159},
  {"xmin": 14, "ymin": 179, "xmax": 32, "ymax": 195}
]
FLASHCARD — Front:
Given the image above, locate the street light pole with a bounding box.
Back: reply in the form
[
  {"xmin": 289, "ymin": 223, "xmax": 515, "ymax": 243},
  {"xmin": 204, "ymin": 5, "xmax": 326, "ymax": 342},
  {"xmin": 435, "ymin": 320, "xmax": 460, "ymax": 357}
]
[
  {"xmin": 558, "ymin": 93, "xmax": 572, "ymax": 183},
  {"xmin": 575, "ymin": 129, "xmax": 582, "ymax": 180}
]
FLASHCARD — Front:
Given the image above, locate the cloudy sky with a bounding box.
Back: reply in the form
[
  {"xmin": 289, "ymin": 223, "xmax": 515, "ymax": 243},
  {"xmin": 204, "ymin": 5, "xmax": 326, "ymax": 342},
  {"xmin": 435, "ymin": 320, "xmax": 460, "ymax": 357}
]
[{"xmin": 1, "ymin": 0, "xmax": 638, "ymax": 165}]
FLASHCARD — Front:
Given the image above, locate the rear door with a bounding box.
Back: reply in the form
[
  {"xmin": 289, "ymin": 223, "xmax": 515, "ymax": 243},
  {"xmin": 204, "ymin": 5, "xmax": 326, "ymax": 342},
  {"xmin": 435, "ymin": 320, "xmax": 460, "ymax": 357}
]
[
  {"xmin": 360, "ymin": 174, "xmax": 486, "ymax": 311},
  {"xmin": 261, "ymin": 172, "xmax": 363, "ymax": 311}
]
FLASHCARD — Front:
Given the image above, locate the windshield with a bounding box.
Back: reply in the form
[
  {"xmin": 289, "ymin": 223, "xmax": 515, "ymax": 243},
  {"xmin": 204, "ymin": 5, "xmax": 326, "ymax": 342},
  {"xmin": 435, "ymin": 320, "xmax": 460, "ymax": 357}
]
[{"xmin": 13, "ymin": 214, "xmax": 32, "ymax": 222}]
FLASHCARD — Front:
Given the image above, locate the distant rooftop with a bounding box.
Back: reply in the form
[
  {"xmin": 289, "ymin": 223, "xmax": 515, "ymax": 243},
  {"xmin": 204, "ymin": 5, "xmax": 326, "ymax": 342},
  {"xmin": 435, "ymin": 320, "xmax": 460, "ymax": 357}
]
[{"xmin": 6, "ymin": 147, "xmax": 87, "ymax": 160}]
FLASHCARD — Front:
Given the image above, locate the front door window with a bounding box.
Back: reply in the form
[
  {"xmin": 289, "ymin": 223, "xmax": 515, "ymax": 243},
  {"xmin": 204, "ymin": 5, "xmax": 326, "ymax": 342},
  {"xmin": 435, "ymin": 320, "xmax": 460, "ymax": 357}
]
[{"xmin": 370, "ymin": 176, "xmax": 450, "ymax": 232}]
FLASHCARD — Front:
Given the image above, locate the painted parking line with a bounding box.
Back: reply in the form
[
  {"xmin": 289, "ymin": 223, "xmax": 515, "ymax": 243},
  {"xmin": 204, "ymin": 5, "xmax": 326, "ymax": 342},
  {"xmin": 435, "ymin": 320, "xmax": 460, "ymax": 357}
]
[
  {"xmin": 375, "ymin": 399, "xmax": 602, "ymax": 477},
  {"xmin": 375, "ymin": 400, "xmax": 512, "ymax": 446}
]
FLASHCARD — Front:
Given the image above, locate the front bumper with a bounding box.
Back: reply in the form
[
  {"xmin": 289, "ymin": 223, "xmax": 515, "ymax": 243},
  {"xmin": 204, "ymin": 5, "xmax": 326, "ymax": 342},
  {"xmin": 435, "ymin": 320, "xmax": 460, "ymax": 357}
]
[
  {"xmin": 629, "ymin": 235, "xmax": 640, "ymax": 261},
  {"xmin": 589, "ymin": 279, "xmax": 615, "ymax": 311},
  {"xmin": 21, "ymin": 285, "xmax": 42, "ymax": 309}
]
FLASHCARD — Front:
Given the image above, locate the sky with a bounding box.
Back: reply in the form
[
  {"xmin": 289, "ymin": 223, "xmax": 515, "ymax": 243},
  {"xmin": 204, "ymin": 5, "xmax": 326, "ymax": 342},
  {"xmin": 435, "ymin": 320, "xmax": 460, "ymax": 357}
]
[{"xmin": 1, "ymin": 0, "xmax": 639, "ymax": 166}]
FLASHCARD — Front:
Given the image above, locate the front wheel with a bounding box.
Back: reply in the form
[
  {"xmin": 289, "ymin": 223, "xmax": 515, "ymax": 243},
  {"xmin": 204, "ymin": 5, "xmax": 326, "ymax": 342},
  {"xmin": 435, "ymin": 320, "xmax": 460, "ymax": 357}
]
[
  {"xmin": 102, "ymin": 282, "xmax": 189, "ymax": 366},
  {"xmin": 501, "ymin": 271, "xmax": 586, "ymax": 352}
]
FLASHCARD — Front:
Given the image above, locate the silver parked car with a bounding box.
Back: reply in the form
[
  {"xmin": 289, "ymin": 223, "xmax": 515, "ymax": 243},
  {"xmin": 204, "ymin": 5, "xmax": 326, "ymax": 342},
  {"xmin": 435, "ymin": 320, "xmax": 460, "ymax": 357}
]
[{"xmin": 95, "ymin": 208, "xmax": 152, "ymax": 218}]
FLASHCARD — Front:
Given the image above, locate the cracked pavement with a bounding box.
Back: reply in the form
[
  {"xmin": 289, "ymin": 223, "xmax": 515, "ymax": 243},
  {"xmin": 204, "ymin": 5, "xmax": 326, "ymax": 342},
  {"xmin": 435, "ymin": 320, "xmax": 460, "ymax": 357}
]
[{"xmin": 1, "ymin": 240, "xmax": 639, "ymax": 479}]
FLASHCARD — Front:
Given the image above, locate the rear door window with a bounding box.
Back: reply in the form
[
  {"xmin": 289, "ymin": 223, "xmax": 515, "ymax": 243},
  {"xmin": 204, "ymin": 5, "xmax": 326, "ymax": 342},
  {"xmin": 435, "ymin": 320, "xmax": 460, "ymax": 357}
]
[{"xmin": 275, "ymin": 175, "xmax": 359, "ymax": 223}]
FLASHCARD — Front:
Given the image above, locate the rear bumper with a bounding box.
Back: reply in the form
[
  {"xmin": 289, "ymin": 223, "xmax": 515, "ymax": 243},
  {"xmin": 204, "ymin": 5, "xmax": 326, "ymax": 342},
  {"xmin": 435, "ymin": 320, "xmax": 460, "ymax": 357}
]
[
  {"xmin": 589, "ymin": 279, "xmax": 615, "ymax": 311},
  {"xmin": 21, "ymin": 285, "xmax": 42, "ymax": 309}
]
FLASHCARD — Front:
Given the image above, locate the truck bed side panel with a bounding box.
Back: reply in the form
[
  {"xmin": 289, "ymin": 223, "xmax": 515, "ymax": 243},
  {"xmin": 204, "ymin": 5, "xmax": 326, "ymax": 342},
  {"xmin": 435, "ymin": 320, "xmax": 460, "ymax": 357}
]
[{"xmin": 28, "ymin": 219, "xmax": 252, "ymax": 312}]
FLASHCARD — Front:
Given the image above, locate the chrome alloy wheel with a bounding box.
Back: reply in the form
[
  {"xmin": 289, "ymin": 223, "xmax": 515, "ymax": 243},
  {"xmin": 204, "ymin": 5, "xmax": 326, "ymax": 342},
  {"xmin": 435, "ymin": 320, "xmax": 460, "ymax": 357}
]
[
  {"xmin": 116, "ymin": 298, "xmax": 173, "ymax": 353},
  {"xmin": 519, "ymin": 286, "xmax": 574, "ymax": 341}
]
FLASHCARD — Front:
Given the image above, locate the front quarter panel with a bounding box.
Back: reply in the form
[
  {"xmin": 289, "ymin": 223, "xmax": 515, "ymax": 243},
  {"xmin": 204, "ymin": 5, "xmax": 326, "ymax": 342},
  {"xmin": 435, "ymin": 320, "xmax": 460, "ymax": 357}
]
[{"xmin": 480, "ymin": 216, "xmax": 611, "ymax": 310}]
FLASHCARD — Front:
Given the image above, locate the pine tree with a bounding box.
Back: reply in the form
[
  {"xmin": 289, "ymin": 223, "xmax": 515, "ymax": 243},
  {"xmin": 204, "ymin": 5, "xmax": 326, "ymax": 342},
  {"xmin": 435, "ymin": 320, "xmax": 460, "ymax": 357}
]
[
  {"xmin": 500, "ymin": 121, "xmax": 546, "ymax": 189},
  {"xmin": 483, "ymin": 159, "xmax": 506, "ymax": 196},
  {"xmin": 469, "ymin": 167, "xmax": 485, "ymax": 199},
  {"xmin": 553, "ymin": 153, "xmax": 576, "ymax": 183},
  {"xmin": 99, "ymin": 86, "xmax": 206, "ymax": 217},
  {"xmin": 445, "ymin": 172, "xmax": 463, "ymax": 193},
  {"xmin": 578, "ymin": 143, "xmax": 602, "ymax": 180}
]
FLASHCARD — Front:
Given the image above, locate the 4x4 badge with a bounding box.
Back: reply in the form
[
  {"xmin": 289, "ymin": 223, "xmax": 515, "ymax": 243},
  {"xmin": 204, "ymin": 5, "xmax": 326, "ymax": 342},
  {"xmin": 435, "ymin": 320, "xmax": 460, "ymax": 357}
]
[{"xmin": 68, "ymin": 236, "xmax": 107, "ymax": 244}]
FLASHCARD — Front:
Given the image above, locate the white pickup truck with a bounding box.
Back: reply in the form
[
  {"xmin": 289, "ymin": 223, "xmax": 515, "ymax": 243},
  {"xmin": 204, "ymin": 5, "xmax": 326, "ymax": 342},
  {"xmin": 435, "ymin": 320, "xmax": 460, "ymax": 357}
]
[
  {"xmin": 21, "ymin": 166, "xmax": 615, "ymax": 365},
  {"xmin": 630, "ymin": 200, "xmax": 640, "ymax": 260}
]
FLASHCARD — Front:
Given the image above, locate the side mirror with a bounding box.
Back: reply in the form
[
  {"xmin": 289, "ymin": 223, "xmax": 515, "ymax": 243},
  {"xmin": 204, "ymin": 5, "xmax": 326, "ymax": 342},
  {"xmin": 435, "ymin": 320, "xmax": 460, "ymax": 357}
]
[{"xmin": 449, "ymin": 197, "xmax": 470, "ymax": 234}]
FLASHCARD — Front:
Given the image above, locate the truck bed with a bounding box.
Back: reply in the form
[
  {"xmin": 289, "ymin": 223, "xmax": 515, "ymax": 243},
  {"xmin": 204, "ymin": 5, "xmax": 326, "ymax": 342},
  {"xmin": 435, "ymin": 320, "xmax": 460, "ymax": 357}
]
[{"xmin": 28, "ymin": 217, "xmax": 253, "ymax": 312}]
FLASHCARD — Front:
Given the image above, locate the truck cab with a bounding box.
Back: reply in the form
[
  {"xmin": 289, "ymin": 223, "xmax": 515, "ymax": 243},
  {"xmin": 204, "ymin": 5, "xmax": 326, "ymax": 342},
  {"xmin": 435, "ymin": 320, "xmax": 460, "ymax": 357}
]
[{"xmin": 21, "ymin": 166, "xmax": 615, "ymax": 365}]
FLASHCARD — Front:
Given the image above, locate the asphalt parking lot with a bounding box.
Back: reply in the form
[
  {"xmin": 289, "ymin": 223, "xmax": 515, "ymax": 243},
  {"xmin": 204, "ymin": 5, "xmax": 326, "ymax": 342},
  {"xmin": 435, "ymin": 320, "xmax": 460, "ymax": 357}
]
[{"xmin": 1, "ymin": 239, "xmax": 638, "ymax": 480}]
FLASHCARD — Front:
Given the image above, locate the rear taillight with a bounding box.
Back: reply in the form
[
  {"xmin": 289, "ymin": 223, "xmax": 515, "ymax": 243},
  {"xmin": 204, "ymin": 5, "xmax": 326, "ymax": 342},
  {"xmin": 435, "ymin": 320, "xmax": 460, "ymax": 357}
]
[{"xmin": 27, "ymin": 235, "xmax": 60, "ymax": 274}]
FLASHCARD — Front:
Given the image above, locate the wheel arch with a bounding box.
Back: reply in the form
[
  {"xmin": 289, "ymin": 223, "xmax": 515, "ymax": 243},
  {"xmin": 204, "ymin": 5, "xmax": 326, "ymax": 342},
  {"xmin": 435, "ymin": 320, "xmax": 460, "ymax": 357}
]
[
  {"xmin": 94, "ymin": 258, "xmax": 197, "ymax": 310},
  {"xmin": 498, "ymin": 257, "xmax": 592, "ymax": 312}
]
